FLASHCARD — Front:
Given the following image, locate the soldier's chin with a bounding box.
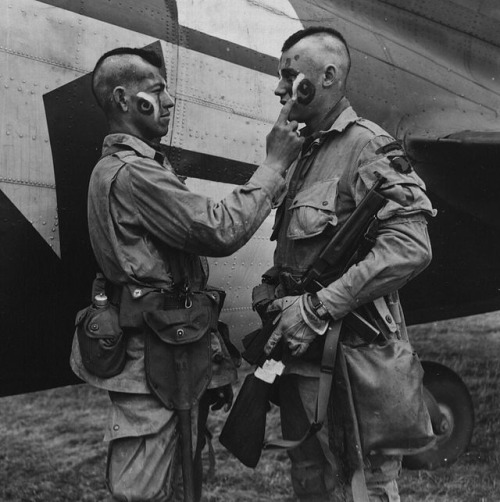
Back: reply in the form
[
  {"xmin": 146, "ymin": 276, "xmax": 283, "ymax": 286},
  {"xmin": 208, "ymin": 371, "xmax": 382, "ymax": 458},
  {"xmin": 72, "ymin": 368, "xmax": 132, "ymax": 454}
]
[
  {"xmin": 288, "ymin": 106, "xmax": 305, "ymax": 124},
  {"xmin": 157, "ymin": 122, "xmax": 170, "ymax": 137},
  {"xmin": 288, "ymin": 109, "xmax": 299, "ymax": 122}
]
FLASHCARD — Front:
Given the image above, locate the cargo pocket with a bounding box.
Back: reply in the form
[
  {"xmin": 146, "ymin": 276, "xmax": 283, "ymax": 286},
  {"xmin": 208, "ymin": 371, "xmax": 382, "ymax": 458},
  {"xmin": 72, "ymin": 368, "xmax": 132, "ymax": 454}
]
[{"xmin": 287, "ymin": 179, "xmax": 339, "ymax": 240}]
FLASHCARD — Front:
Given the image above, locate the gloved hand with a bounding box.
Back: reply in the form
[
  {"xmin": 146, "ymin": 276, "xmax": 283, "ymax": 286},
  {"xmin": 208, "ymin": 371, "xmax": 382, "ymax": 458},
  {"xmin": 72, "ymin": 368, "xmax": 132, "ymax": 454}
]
[
  {"xmin": 264, "ymin": 295, "xmax": 329, "ymax": 357},
  {"xmin": 207, "ymin": 384, "xmax": 234, "ymax": 412}
]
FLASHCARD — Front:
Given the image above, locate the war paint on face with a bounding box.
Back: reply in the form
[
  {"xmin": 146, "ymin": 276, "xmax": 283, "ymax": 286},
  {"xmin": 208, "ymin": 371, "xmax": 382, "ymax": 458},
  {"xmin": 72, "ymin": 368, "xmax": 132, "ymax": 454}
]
[
  {"xmin": 296, "ymin": 78, "xmax": 316, "ymax": 105},
  {"xmin": 136, "ymin": 91, "xmax": 160, "ymax": 121},
  {"xmin": 292, "ymin": 73, "xmax": 305, "ymax": 100},
  {"xmin": 291, "ymin": 72, "xmax": 316, "ymax": 105}
]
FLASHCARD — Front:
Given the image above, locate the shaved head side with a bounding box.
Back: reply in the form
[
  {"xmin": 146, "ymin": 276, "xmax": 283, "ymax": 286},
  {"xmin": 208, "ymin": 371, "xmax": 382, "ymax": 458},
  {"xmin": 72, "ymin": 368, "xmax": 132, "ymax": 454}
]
[
  {"xmin": 92, "ymin": 48, "xmax": 162, "ymax": 113},
  {"xmin": 282, "ymin": 27, "xmax": 351, "ymax": 87}
]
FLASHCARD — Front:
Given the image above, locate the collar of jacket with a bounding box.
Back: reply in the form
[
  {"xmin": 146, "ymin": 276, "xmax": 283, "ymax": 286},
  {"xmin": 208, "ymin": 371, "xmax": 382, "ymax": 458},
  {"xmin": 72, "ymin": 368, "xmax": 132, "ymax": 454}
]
[
  {"xmin": 317, "ymin": 101, "xmax": 359, "ymax": 136},
  {"xmin": 102, "ymin": 133, "xmax": 166, "ymax": 164},
  {"xmin": 300, "ymin": 98, "xmax": 360, "ymax": 156}
]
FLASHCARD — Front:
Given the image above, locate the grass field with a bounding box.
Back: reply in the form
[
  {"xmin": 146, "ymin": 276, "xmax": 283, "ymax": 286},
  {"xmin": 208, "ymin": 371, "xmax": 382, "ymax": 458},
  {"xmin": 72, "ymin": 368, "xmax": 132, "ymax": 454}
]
[{"xmin": 1, "ymin": 311, "xmax": 500, "ymax": 502}]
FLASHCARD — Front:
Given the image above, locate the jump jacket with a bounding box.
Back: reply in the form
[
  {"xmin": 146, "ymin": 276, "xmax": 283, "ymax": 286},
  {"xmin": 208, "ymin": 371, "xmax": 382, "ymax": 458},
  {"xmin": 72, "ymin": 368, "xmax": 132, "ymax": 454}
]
[
  {"xmin": 271, "ymin": 98, "xmax": 436, "ymax": 376},
  {"xmin": 71, "ymin": 133, "xmax": 286, "ymax": 394}
]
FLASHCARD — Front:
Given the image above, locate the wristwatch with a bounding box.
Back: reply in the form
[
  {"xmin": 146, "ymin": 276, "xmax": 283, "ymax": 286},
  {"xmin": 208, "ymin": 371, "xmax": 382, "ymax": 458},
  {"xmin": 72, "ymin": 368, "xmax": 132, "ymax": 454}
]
[{"xmin": 308, "ymin": 293, "xmax": 331, "ymax": 321}]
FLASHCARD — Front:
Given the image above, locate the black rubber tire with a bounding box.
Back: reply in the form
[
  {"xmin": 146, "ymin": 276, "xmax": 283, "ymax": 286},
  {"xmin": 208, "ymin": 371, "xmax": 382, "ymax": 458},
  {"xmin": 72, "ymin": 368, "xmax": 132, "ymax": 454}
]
[{"xmin": 403, "ymin": 361, "xmax": 474, "ymax": 470}]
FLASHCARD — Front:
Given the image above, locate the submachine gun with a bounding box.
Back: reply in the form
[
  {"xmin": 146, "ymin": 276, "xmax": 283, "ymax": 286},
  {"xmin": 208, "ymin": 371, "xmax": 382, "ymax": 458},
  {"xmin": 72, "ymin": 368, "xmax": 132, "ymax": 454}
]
[{"xmin": 219, "ymin": 174, "xmax": 388, "ymax": 468}]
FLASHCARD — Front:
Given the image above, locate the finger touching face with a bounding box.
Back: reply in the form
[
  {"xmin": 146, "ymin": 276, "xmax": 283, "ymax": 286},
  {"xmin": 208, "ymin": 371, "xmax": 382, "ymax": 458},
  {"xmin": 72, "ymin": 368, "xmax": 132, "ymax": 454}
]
[{"xmin": 275, "ymin": 49, "xmax": 319, "ymax": 123}]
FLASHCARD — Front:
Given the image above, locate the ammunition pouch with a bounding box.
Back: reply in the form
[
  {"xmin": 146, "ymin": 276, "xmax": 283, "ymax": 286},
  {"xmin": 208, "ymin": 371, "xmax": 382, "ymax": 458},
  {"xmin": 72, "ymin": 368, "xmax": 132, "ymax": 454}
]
[
  {"xmin": 75, "ymin": 301, "xmax": 126, "ymax": 379},
  {"xmin": 251, "ymin": 282, "xmax": 276, "ymax": 309},
  {"xmin": 118, "ymin": 285, "xmax": 168, "ymax": 329},
  {"xmin": 251, "ymin": 267, "xmax": 281, "ymax": 321},
  {"xmin": 251, "ymin": 282, "xmax": 276, "ymax": 321},
  {"xmin": 144, "ymin": 292, "xmax": 219, "ymax": 410}
]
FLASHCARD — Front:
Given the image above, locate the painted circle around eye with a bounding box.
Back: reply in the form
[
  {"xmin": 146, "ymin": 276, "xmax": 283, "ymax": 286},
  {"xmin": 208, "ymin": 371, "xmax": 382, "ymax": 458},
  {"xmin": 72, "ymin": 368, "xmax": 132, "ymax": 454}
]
[
  {"xmin": 296, "ymin": 79, "xmax": 316, "ymax": 105},
  {"xmin": 138, "ymin": 97, "xmax": 154, "ymax": 115}
]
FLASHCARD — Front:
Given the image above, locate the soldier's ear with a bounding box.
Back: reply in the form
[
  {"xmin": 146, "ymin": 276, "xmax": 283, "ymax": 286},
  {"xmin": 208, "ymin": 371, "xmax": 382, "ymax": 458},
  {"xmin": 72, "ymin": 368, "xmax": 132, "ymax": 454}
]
[
  {"xmin": 112, "ymin": 86, "xmax": 128, "ymax": 112},
  {"xmin": 323, "ymin": 64, "xmax": 338, "ymax": 88}
]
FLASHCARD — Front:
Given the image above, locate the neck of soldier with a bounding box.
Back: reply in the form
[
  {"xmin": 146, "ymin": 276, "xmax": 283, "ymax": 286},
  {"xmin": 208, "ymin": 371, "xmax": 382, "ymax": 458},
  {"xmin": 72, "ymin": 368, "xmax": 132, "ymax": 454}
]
[
  {"xmin": 304, "ymin": 93, "xmax": 346, "ymax": 136},
  {"xmin": 108, "ymin": 117, "xmax": 161, "ymax": 144}
]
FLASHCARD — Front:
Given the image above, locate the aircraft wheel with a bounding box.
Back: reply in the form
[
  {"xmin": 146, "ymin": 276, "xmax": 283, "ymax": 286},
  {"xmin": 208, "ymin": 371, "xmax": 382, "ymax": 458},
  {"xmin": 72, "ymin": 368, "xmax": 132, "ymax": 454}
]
[{"xmin": 403, "ymin": 361, "xmax": 474, "ymax": 470}]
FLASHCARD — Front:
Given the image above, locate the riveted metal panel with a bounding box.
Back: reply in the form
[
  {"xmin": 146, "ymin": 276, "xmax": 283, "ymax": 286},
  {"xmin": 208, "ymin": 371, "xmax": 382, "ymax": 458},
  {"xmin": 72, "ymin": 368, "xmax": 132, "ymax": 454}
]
[{"xmin": 0, "ymin": 0, "xmax": 178, "ymax": 395}]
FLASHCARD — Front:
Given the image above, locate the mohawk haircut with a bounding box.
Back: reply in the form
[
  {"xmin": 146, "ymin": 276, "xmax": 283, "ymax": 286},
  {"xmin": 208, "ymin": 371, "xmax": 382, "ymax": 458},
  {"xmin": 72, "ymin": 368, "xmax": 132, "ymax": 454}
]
[
  {"xmin": 282, "ymin": 26, "xmax": 351, "ymax": 80},
  {"xmin": 91, "ymin": 47, "xmax": 162, "ymax": 111},
  {"xmin": 282, "ymin": 26, "xmax": 349, "ymax": 53}
]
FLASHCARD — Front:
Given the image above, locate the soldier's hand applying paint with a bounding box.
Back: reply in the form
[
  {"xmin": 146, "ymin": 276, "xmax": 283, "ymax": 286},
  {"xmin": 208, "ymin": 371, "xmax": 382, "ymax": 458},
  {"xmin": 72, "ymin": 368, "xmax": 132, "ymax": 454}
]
[
  {"xmin": 265, "ymin": 98, "xmax": 303, "ymax": 174},
  {"xmin": 264, "ymin": 295, "xmax": 328, "ymax": 357}
]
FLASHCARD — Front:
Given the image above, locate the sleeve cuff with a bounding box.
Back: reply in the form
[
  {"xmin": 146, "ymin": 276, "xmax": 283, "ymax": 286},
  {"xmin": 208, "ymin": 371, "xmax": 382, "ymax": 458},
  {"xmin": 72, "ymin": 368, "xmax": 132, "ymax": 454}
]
[
  {"xmin": 249, "ymin": 163, "xmax": 287, "ymax": 203},
  {"xmin": 316, "ymin": 278, "xmax": 359, "ymax": 320}
]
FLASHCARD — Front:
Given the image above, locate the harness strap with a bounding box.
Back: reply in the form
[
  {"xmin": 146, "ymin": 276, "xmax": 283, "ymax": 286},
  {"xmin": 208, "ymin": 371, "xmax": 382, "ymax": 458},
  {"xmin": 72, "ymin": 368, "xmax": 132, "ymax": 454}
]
[
  {"xmin": 264, "ymin": 318, "xmax": 372, "ymax": 502},
  {"xmin": 337, "ymin": 344, "xmax": 370, "ymax": 502},
  {"xmin": 263, "ymin": 319, "xmax": 342, "ymax": 450}
]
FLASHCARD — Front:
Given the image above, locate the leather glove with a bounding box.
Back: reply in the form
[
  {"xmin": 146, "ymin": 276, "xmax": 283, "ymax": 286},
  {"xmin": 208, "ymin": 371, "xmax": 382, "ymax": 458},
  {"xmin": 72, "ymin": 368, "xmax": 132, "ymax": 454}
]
[
  {"xmin": 264, "ymin": 295, "xmax": 329, "ymax": 357},
  {"xmin": 207, "ymin": 384, "xmax": 234, "ymax": 412}
]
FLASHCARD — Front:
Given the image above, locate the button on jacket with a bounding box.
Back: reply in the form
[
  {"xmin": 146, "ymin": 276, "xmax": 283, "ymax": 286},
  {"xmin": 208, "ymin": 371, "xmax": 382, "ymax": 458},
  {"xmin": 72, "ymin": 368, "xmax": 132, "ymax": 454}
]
[
  {"xmin": 271, "ymin": 99, "xmax": 436, "ymax": 376},
  {"xmin": 71, "ymin": 133, "xmax": 286, "ymax": 394}
]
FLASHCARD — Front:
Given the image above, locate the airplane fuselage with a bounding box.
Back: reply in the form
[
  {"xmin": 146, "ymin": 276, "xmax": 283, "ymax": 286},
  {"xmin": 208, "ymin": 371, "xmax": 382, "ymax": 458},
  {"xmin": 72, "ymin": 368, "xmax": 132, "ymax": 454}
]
[{"xmin": 1, "ymin": 0, "xmax": 499, "ymax": 395}]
